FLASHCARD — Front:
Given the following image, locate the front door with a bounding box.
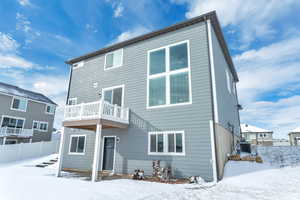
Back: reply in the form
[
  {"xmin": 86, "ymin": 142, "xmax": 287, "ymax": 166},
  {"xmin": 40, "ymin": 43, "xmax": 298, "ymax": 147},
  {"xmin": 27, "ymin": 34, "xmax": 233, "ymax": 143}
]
[{"xmin": 102, "ymin": 137, "xmax": 116, "ymax": 171}]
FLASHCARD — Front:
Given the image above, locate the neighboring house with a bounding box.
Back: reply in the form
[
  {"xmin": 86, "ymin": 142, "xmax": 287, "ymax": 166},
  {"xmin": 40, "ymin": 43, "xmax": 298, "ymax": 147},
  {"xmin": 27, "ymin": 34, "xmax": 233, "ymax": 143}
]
[
  {"xmin": 57, "ymin": 11, "xmax": 241, "ymax": 182},
  {"xmin": 289, "ymin": 127, "xmax": 300, "ymax": 146},
  {"xmin": 241, "ymin": 124, "xmax": 273, "ymax": 146},
  {"xmin": 0, "ymin": 82, "xmax": 57, "ymax": 145},
  {"xmin": 272, "ymin": 139, "xmax": 290, "ymax": 146}
]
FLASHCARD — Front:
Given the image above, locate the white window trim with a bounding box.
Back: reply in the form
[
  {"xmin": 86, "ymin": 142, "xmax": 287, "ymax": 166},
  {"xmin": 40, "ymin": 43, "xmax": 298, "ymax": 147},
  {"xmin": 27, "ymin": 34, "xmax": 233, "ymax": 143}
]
[
  {"xmin": 226, "ymin": 68, "xmax": 232, "ymax": 94},
  {"xmin": 72, "ymin": 61, "xmax": 84, "ymax": 70},
  {"xmin": 32, "ymin": 121, "xmax": 48, "ymax": 132},
  {"xmin": 45, "ymin": 104, "xmax": 56, "ymax": 115},
  {"xmin": 101, "ymin": 84, "xmax": 125, "ymax": 106},
  {"xmin": 104, "ymin": 48, "xmax": 124, "ymax": 71},
  {"xmin": 101, "ymin": 136, "xmax": 117, "ymax": 172},
  {"xmin": 146, "ymin": 40, "xmax": 192, "ymax": 109},
  {"xmin": 68, "ymin": 97, "xmax": 77, "ymax": 105},
  {"xmin": 68, "ymin": 134, "xmax": 86, "ymax": 155},
  {"xmin": 0, "ymin": 115, "xmax": 26, "ymax": 130},
  {"xmin": 10, "ymin": 96, "xmax": 28, "ymax": 112},
  {"xmin": 148, "ymin": 130, "xmax": 185, "ymax": 156}
]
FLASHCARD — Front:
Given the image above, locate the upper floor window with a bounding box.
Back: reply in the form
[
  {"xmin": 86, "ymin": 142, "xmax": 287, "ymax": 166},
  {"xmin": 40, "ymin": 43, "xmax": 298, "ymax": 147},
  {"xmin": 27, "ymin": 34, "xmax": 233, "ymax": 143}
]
[
  {"xmin": 33, "ymin": 121, "xmax": 48, "ymax": 132},
  {"xmin": 45, "ymin": 104, "xmax": 56, "ymax": 114},
  {"xmin": 226, "ymin": 69, "xmax": 232, "ymax": 94},
  {"xmin": 11, "ymin": 97, "xmax": 27, "ymax": 112},
  {"xmin": 1, "ymin": 116, "xmax": 24, "ymax": 129},
  {"xmin": 147, "ymin": 41, "xmax": 191, "ymax": 108},
  {"xmin": 68, "ymin": 98, "xmax": 77, "ymax": 105},
  {"xmin": 148, "ymin": 131, "xmax": 185, "ymax": 156},
  {"xmin": 102, "ymin": 85, "xmax": 124, "ymax": 106},
  {"xmin": 104, "ymin": 49, "xmax": 123, "ymax": 70}
]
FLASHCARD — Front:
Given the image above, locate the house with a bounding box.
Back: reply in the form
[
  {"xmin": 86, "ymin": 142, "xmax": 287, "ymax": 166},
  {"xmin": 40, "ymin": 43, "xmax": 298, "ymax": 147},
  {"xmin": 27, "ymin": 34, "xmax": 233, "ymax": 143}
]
[
  {"xmin": 0, "ymin": 82, "xmax": 57, "ymax": 145},
  {"xmin": 288, "ymin": 127, "xmax": 300, "ymax": 146},
  {"xmin": 57, "ymin": 11, "xmax": 241, "ymax": 182},
  {"xmin": 241, "ymin": 124, "xmax": 273, "ymax": 146}
]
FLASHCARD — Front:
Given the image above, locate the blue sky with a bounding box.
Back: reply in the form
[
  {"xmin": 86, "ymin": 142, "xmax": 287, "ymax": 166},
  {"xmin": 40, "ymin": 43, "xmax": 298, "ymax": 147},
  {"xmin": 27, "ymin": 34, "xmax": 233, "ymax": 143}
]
[{"xmin": 0, "ymin": 0, "xmax": 300, "ymax": 138}]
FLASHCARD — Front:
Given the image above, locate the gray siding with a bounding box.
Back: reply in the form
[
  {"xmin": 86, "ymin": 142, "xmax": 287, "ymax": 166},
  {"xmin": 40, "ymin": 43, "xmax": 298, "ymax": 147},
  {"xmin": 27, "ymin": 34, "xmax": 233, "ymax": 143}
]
[
  {"xmin": 0, "ymin": 93, "xmax": 54, "ymax": 142},
  {"xmin": 62, "ymin": 22, "xmax": 216, "ymax": 180},
  {"xmin": 211, "ymin": 26, "xmax": 240, "ymax": 136}
]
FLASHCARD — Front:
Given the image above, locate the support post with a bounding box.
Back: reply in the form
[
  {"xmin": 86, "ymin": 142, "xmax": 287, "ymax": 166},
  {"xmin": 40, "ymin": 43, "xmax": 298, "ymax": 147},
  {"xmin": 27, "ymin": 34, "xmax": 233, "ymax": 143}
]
[
  {"xmin": 56, "ymin": 127, "xmax": 65, "ymax": 177},
  {"xmin": 92, "ymin": 124, "xmax": 102, "ymax": 182},
  {"xmin": 3, "ymin": 137, "xmax": 6, "ymax": 145}
]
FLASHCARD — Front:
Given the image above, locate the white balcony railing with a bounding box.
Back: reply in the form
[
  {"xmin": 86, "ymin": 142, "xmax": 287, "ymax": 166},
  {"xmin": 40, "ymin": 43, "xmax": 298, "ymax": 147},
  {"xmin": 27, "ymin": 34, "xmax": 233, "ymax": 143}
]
[
  {"xmin": 0, "ymin": 127, "xmax": 33, "ymax": 137},
  {"xmin": 64, "ymin": 100, "xmax": 130, "ymax": 124}
]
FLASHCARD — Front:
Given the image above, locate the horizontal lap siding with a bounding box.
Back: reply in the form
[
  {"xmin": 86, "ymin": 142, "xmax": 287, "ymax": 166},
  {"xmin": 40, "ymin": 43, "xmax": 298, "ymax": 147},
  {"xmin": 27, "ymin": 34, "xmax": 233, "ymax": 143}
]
[{"xmin": 64, "ymin": 22, "xmax": 215, "ymax": 181}]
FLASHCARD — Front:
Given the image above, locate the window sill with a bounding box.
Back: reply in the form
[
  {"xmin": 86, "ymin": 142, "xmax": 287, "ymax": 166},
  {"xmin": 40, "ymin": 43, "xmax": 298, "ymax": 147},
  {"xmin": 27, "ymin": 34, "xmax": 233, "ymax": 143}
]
[
  {"xmin": 148, "ymin": 152, "xmax": 185, "ymax": 156},
  {"xmin": 68, "ymin": 152, "xmax": 85, "ymax": 156},
  {"xmin": 10, "ymin": 108, "xmax": 27, "ymax": 112},
  {"xmin": 104, "ymin": 65, "xmax": 123, "ymax": 71},
  {"xmin": 147, "ymin": 101, "xmax": 192, "ymax": 110}
]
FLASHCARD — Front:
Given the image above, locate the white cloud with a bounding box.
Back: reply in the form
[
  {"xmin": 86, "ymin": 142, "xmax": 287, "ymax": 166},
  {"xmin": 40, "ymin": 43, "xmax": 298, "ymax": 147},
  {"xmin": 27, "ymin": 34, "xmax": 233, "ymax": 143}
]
[
  {"xmin": 18, "ymin": 0, "xmax": 31, "ymax": 7},
  {"xmin": 234, "ymin": 36, "xmax": 300, "ymax": 138},
  {"xmin": 0, "ymin": 33, "xmax": 19, "ymax": 53},
  {"xmin": 16, "ymin": 13, "xmax": 32, "ymax": 33},
  {"xmin": 172, "ymin": 0, "xmax": 300, "ymax": 45},
  {"xmin": 0, "ymin": 32, "xmax": 34, "ymax": 69},
  {"xmin": 114, "ymin": 26, "xmax": 150, "ymax": 43},
  {"xmin": 114, "ymin": 3, "xmax": 124, "ymax": 18}
]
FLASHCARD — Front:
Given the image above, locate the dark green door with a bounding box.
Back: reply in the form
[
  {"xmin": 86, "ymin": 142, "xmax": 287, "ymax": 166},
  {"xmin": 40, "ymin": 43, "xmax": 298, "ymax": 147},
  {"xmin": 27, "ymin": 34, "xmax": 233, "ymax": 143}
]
[{"xmin": 102, "ymin": 137, "xmax": 115, "ymax": 171}]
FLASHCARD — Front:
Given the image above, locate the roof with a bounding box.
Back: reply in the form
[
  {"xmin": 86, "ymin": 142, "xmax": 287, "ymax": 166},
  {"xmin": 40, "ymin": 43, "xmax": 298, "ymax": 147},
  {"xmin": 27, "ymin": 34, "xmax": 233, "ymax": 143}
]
[
  {"xmin": 65, "ymin": 11, "xmax": 239, "ymax": 82},
  {"xmin": 241, "ymin": 124, "xmax": 273, "ymax": 133},
  {"xmin": 290, "ymin": 127, "xmax": 300, "ymax": 133},
  {"xmin": 0, "ymin": 82, "xmax": 57, "ymax": 105}
]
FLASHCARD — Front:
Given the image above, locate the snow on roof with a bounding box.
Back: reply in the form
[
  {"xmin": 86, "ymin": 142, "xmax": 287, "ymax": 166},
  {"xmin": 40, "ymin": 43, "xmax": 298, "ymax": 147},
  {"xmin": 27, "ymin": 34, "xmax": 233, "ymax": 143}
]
[
  {"xmin": 241, "ymin": 124, "xmax": 273, "ymax": 133},
  {"xmin": 291, "ymin": 127, "xmax": 300, "ymax": 133},
  {"xmin": 0, "ymin": 82, "xmax": 57, "ymax": 105}
]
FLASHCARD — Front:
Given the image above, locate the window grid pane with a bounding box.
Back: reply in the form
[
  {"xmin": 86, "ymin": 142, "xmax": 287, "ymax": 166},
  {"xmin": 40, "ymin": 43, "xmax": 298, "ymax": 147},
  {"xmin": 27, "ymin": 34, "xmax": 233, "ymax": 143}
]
[
  {"xmin": 170, "ymin": 72, "xmax": 189, "ymax": 104},
  {"xmin": 106, "ymin": 53, "xmax": 114, "ymax": 68},
  {"xmin": 150, "ymin": 135, "xmax": 156, "ymax": 152},
  {"xmin": 175, "ymin": 133, "xmax": 183, "ymax": 153},
  {"xmin": 170, "ymin": 43, "xmax": 188, "ymax": 71},
  {"xmin": 157, "ymin": 134, "xmax": 164, "ymax": 152},
  {"xmin": 168, "ymin": 134, "xmax": 175, "ymax": 152},
  {"xmin": 149, "ymin": 77, "xmax": 166, "ymax": 106},
  {"xmin": 12, "ymin": 99, "xmax": 20, "ymax": 109},
  {"xmin": 77, "ymin": 136, "xmax": 85, "ymax": 153},
  {"xmin": 70, "ymin": 137, "xmax": 78, "ymax": 153},
  {"xmin": 149, "ymin": 49, "xmax": 166, "ymax": 75}
]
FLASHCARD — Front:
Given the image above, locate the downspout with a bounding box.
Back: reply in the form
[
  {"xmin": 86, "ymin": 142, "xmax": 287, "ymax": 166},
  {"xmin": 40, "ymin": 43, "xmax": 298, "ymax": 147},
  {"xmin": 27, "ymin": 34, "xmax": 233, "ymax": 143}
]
[
  {"xmin": 206, "ymin": 18, "xmax": 218, "ymax": 183},
  {"xmin": 65, "ymin": 64, "xmax": 73, "ymax": 105}
]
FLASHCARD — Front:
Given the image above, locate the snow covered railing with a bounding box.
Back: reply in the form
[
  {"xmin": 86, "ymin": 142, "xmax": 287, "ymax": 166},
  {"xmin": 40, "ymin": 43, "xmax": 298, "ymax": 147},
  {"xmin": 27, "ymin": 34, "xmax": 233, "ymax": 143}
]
[
  {"xmin": 64, "ymin": 100, "xmax": 130, "ymax": 124},
  {"xmin": 0, "ymin": 127, "xmax": 33, "ymax": 137}
]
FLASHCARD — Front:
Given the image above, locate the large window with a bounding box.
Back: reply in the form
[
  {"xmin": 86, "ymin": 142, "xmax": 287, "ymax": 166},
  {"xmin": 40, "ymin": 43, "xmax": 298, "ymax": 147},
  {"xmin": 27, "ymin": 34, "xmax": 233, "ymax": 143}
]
[
  {"xmin": 1, "ymin": 116, "xmax": 25, "ymax": 129},
  {"xmin": 45, "ymin": 104, "xmax": 56, "ymax": 114},
  {"xmin": 226, "ymin": 69, "xmax": 232, "ymax": 94},
  {"xmin": 69, "ymin": 135, "xmax": 86, "ymax": 154},
  {"xmin": 32, "ymin": 121, "xmax": 48, "ymax": 132},
  {"xmin": 104, "ymin": 49, "xmax": 123, "ymax": 70},
  {"xmin": 148, "ymin": 131, "xmax": 185, "ymax": 156},
  {"xmin": 102, "ymin": 85, "xmax": 124, "ymax": 106},
  {"xmin": 11, "ymin": 97, "xmax": 27, "ymax": 112},
  {"xmin": 147, "ymin": 41, "xmax": 191, "ymax": 108}
]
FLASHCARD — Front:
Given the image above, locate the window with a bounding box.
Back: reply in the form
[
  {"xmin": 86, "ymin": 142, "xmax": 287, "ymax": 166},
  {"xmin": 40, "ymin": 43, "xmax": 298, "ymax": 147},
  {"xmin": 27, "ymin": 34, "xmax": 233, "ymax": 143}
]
[
  {"xmin": 69, "ymin": 135, "xmax": 86, "ymax": 154},
  {"xmin": 148, "ymin": 131, "xmax": 185, "ymax": 155},
  {"xmin": 102, "ymin": 85, "xmax": 124, "ymax": 106},
  {"xmin": 11, "ymin": 97, "xmax": 27, "ymax": 112},
  {"xmin": 147, "ymin": 41, "xmax": 191, "ymax": 108},
  {"xmin": 73, "ymin": 61, "xmax": 84, "ymax": 69},
  {"xmin": 104, "ymin": 49, "xmax": 123, "ymax": 70},
  {"xmin": 226, "ymin": 69, "xmax": 232, "ymax": 94},
  {"xmin": 68, "ymin": 98, "xmax": 77, "ymax": 105},
  {"xmin": 32, "ymin": 121, "xmax": 48, "ymax": 132},
  {"xmin": 1, "ymin": 116, "xmax": 25, "ymax": 129},
  {"xmin": 45, "ymin": 104, "xmax": 55, "ymax": 114}
]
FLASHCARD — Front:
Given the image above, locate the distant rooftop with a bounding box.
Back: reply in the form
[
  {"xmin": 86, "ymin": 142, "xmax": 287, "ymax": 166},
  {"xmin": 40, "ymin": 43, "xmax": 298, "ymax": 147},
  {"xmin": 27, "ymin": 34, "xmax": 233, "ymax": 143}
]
[
  {"xmin": 290, "ymin": 127, "xmax": 300, "ymax": 133},
  {"xmin": 241, "ymin": 124, "xmax": 273, "ymax": 133},
  {"xmin": 0, "ymin": 82, "xmax": 57, "ymax": 105}
]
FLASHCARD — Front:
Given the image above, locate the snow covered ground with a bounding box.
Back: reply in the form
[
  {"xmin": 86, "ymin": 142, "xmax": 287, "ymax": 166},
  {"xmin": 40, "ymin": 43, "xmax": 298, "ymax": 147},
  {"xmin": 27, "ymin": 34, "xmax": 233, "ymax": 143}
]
[{"xmin": 0, "ymin": 153, "xmax": 300, "ymax": 200}]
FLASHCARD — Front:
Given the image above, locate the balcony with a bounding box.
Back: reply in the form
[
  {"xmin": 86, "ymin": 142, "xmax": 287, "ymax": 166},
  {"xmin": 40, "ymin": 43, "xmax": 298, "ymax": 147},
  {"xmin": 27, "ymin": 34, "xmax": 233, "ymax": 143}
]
[
  {"xmin": 0, "ymin": 127, "xmax": 33, "ymax": 138},
  {"xmin": 63, "ymin": 100, "xmax": 130, "ymax": 130}
]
